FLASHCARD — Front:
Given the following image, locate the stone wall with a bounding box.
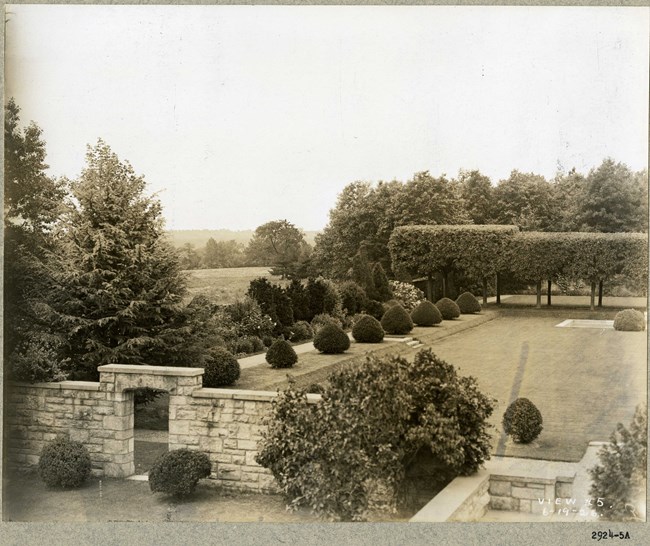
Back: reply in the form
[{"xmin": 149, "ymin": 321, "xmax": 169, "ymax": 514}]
[{"xmin": 489, "ymin": 474, "xmax": 574, "ymax": 515}]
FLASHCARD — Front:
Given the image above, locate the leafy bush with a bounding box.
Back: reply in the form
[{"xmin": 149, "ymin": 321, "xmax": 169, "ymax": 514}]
[
  {"xmin": 380, "ymin": 304, "xmax": 414, "ymax": 335},
  {"xmin": 435, "ymin": 298, "xmax": 461, "ymax": 320},
  {"xmin": 247, "ymin": 278, "xmax": 294, "ymax": 333},
  {"xmin": 411, "ymin": 300, "xmax": 442, "ymax": 326},
  {"xmin": 202, "ymin": 347, "xmax": 241, "ymax": 387},
  {"xmin": 388, "ymin": 280, "xmax": 426, "ymax": 311},
  {"xmin": 266, "ymin": 339, "xmax": 298, "ymax": 369},
  {"xmin": 149, "ymin": 449, "xmax": 212, "ymax": 498},
  {"xmin": 262, "ymin": 335, "xmax": 275, "ymax": 348},
  {"xmin": 306, "ymin": 383, "xmax": 326, "ymax": 394},
  {"xmin": 371, "ymin": 263, "xmax": 393, "ymax": 302},
  {"xmin": 306, "ymin": 277, "xmax": 343, "ymax": 322},
  {"xmin": 338, "ymin": 281, "xmax": 367, "ymax": 316},
  {"xmin": 256, "ymin": 349, "xmax": 495, "ymax": 521},
  {"xmin": 10, "ymin": 331, "xmax": 67, "ymax": 383},
  {"xmin": 362, "ymin": 299, "xmax": 385, "ymax": 320},
  {"xmin": 38, "ymin": 437, "xmax": 92, "ymax": 488},
  {"xmin": 502, "ymin": 398, "xmax": 543, "ymax": 444},
  {"xmin": 352, "ymin": 314, "xmax": 385, "ymax": 343},
  {"xmin": 285, "ymin": 279, "xmax": 311, "ymax": 321},
  {"xmin": 313, "ymin": 323, "xmax": 350, "ymax": 354},
  {"xmin": 589, "ymin": 404, "xmax": 647, "ymax": 521},
  {"xmin": 310, "ymin": 313, "xmax": 343, "ymax": 334},
  {"xmin": 613, "ymin": 309, "xmax": 646, "ymax": 332},
  {"xmin": 288, "ymin": 320, "xmax": 314, "ymax": 342},
  {"xmin": 455, "ymin": 292, "xmax": 482, "ymax": 314},
  {"xmin": 225, "ymin": 296, "xmax": 275, "ymax": 339}
]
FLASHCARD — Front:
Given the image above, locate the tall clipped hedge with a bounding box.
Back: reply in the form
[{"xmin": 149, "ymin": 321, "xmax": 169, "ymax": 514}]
[{"xmin": 389, "ymin": 225, "xmax": 518, "ymax": 301}]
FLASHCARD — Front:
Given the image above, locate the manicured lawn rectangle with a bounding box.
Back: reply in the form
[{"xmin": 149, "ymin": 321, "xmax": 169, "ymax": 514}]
[{"xmin": 421, "ymin": 309, "xmax": 646, "ymax": 462}]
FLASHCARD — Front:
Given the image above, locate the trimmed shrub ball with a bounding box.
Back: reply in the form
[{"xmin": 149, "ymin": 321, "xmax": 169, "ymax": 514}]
[
  {"xmin": 38, "ymin": 437, "xmax": 92, "ymax": 488},
  {"xmin": 363, "ymin": 299, "xmax": 385, "ymax": 321},
  {"xmin": 435, "ymin": 298, "xmax": 461, "ymax": 320},
  {"xmin": 288, "ymin": 320, "xmax": 314, "ymax": 342},
  {"xmin": 502, "ymin": 398, "xmax": 543, "ymax": 444},
  {"xmin": 266, "ymin": 339, "xmax": 298, "ymax": 369},
  {"xmin": 456, "ymin": 292, "xmax": 482, "ymax": 314},
  {"xmin": 381, "ymin": 304, "xmax": 414, "ymax": 335},
  {"xmin": 613, "ymin": 309, "xmax": 646, "ymax": 332},
  {"xmin": 149, "ymin": 449, "xmax": 212, "ymax": 498},
  {"xmin": 410, "ymin": 300, "xmax": 443, "ymax": 327},
  {"xmin": 313, "ymin": 323, "xmax": 351, "ymax": 354},
  {"xmin": 203, "ymin": 347, "xmax": 241, "ymax": 387},
  {"xmin": 352, "ymin": 314, "xmax": 385, "ymax": 343}
]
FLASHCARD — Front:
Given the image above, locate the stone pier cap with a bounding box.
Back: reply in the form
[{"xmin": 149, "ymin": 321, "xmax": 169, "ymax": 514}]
[{"xmin": 98, "ymin": 364, "xmax": 204, "ymax": 376}]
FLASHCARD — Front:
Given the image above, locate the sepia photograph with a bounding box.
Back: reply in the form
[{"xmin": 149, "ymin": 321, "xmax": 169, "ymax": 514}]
[{"xmin": 2, "ymin": 2, "xmax": 648, "ymax": 544}]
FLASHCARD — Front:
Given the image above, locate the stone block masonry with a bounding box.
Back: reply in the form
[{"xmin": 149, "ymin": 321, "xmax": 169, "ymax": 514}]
[{"xmin": 6, "ymin": 364, "xmax": 318, "ymax": 494}]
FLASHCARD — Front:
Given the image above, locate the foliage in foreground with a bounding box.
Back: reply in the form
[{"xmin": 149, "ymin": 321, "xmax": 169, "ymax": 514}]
[
  {"xmin": 38, "ymin": 437, "xmax": 92, "ymax": 488},
  {"xmin": 589, "ymin": 404, "xmax": 647, "ymax": 522},
  {"xmin": 256, "ymin": 349, "xmax": 495, "ymax": 521},
  {"xmin": 149, "ymin": 449, "xmax": 212, "ymax": 498},
  {"xmin": 613, "ymin": 309, "xmax": 646, "ymax": 332},
  {"xmin": 502, "ymin": 398, "xmax": 543, "ymax": 444}
]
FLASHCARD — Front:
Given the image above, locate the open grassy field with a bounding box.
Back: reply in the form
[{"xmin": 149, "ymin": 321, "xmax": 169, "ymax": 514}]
[{"xmin": 183, "ymin": 266, "xmax": 289, "ymax": 305}]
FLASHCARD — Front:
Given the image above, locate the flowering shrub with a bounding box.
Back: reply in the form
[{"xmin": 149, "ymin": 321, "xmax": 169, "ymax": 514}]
[
  {"xmin": 388, "ymin": 281, "xmax": 425, "ymax": 311},
  {"xmin": 256, "ymin": 349, "xmax": 495, "ymax": 521}
]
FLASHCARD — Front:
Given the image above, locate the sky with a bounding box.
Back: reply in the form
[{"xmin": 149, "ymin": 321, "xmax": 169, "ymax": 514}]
[{"xmin": 5, "ymin": 5, "xmax": 649, "ymax": 232}]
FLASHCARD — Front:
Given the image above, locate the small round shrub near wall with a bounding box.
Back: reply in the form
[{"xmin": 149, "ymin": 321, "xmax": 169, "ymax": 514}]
[
  {"xmin": 435, "ymin": 298, "xmax": 461, "ymax": 320},
  {"xmin": 381, "ymin": 304, "xmax": 414, "ymax": 335},
  {"xmin": 314, "ymin": 323, "xmax": 350, "ymax": 354},
  {"xmin": 149, "ymin": 449, "xmax": 212, "ymax": 498},
  {"xmin": 38, "ymin": 437, "xmax": 92, "ymax": 488},
  {"xmin": 203, "ymin": 347, "xmax": 241, "ymax": 387},
  {"xmin": 502, "ymin": 398, "xmax": 543, "ymax": 444},
  {"xmin": 613, "ymin": 309, "xmax": 646, "ymax": 332},
  {"xmin": 411, "ymin": 300, "xmax": 443, "ymax": 327},
  {"xmin": 266, "ymin": 339, "xmax": 298, "ymax": 368},
  {"xmin": 455, "ymin": 292, "xmax": 482, "ymax": 314},
  {"xmin": 352, "ymin": 314, "xmax": 385, "ymax": 343}
]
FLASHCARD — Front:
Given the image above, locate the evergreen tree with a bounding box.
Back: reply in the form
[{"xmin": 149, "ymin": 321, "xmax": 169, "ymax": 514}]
[
  {"xmin": 371, "ymin": 262, "xmax": 392, "ymax": 302},
  {"xmin": 351, "ymin": 250, "xmax": 376, "ymax": 300},
  {"xmin": 47, "ymin": 141, "xmax": 196, "ymax": 380}
]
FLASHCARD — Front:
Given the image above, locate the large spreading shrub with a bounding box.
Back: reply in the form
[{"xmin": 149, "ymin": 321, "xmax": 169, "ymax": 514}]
[
  {"xmin": 266, "ymin": 339, "xmax": 298, "ymax": 369},
  {"xmin": 589, "ymin": 404, "xmax": 647, "ymax": 521},
  {"xmin": 313, "ymin": 323, "xmax": 350, "ymax": 354},
  {"xmin": 380, "ymin": 304, "xmax": 414, "ymax": 335},
  {"xmin": 435, "ymin": 298, "xmax": 461, "ymax": 320},
  {"xmin": 202, "ymin": 347, "xmax": 241, "ymax": 387},
  {"xmin": 613, "ymin": 309, "xmax": 646, "ymax": 332},
  {"xmin": 247, "ymin": 278, "xmax": 294, "ymax": 333},
  {"xmin": 338, "ymin": 281, "xmax": 367, "ymax": 316},
  {"xmin": 149, "ymin": 449, "xmax": 212, "ymax": 498},
  {"xmin": 38, "ymin": 437, "xmax": 92, "ymax": 488},
  {"xmin": 455, "ymin": 292, "xmax": 482, "ymax": 314},
  {"xmin": 502, "ymin": 398, "xmax": 543, "ymax": 444},
  {"xmin": 288, "ymin": 320, "xmax": 314, "ymax": 342},
  {"xmin": 352, "ymin": 314, "xmax": 385, "ymax": 343},
  {"xmin": 411, "ymin": 300, "xmax": 442, "ymax": 326},
  {"xmin": 388, "ymin": 281, "xmax": 425, "ymax": 311},
  {"xmin": 256, "ymin": 349, "xmax": 495, "ymax": 521},
  {"xmin": 306, "ymin": 277, "xmax": 343, "ymax": 321}
]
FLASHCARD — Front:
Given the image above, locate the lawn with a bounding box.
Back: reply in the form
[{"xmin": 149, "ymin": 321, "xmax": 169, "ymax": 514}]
[
  {"xmin": 183, "ymin": 266, "xmax": 289, "ymax": 305},
  {"xmin": 418, "ymin": 307, "xmax": 647, "ymax": 462}
]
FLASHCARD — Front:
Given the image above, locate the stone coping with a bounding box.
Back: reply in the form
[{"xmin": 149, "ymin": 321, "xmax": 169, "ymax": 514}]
[
  {"xmin": 485, "ymin": 457, "xmax": 576, "ymax": 484},
  {"xmin": 410, "ymin": 469, "xmax": 490, "ymax": 523},
  {"xmin": 192, "ymin": 388, "xmax": 322, "ymax": 404},
  {"xmin": 98, "ymin": 364, "xmax": 204, "ymax": 376},
  {"xmin": 12, "ymin": 380, "xmax": 101, "ymax": 391}
]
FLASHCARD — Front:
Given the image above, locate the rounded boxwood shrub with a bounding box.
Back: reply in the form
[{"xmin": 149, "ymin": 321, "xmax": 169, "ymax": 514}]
[
  {"xmin": 380, "ymin": 304, "xmax": 414, "ymax": 335},
  {"xmin": 410, "ymin": 300, "xmax": 443, "ymax": 326},
  {"xmin": 352, "ymin": 314, "xmax": 385, "ymax": 343},
  {"xmin": 313, "ymin": 323, "xmax": 350, "ymax": 354},
  {"xmin": 288, "ymin": 320, "xmax": 314, "ymax": 342},
  {"xmin": 435, "ymin": 298, "xmax": 461, "ymax": 320},
  {"xmin": 38, "ymin": 437, "xmax": 92, "ymax": 488},
  {"xmin": 266, "ymin": 339, "xmax": 298, "ymax": 369},
  {"xmin": 149, "ymin": 449, "xmax": 212, "ymax": 498},
  {"xmin": 455, "ymin": 292, "xmax": 482, "ymax": 314},
  {"xmin": 363, "ymin": 299, "xmax": 385, "ymax": 320},
  {"xmin": 203, "ymin": 347, "xmax": 241, "ymax": 387},
  {"xmin": 613, "ymin": 309, "xmax": 646, "ymax": 332},
  {"xmin": 502, "ymin": 398, "xmax": 543, "ymax": 444}
]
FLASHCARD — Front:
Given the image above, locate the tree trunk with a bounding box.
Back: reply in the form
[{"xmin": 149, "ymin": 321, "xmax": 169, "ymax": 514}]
[
  {"xmin": 590, "ymin": 281, "xmax": 596, "ymax": 311},
  {"xmin": 536, "ymin": 280, "xmax": 542, "ymax": 309},
  {"xmin": 426, "ymin": 275, "xmax": 433, "ymax": 302},
  {"xmin": 482, "ymin": 278, "xmax": 488, "ymax": 305},
  {"xmin": 547, "ymin": 280, "xmax": 552, "ymax": 307},
  {"xmin": 496, "ymin": 273, "xmax": 501, "ymax": 304},
  {"xmin": 598, "ymin": 280, "xmax": 603, "ymax": 308}
]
